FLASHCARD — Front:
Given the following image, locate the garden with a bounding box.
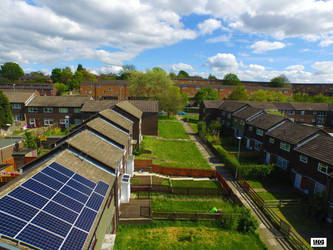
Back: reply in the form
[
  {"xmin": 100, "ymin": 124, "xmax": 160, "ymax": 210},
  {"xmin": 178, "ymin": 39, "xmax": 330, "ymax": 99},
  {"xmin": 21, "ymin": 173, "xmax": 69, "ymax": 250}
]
[{"xmin": 158, "ymin": 120, "xmax": 189, "ymax": 139}]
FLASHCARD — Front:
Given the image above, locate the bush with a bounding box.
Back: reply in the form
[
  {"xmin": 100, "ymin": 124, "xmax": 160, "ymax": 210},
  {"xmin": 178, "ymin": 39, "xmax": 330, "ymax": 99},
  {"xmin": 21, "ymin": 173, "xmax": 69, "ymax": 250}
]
[
  {"xmin": 197, "ymin": 121, "xmax": 207, "ymax": 135},
  {"xmin": 219, "ymin": 213, "xmax": 239, "ymax": 231},
  {"xmin": 214, "ymin": 145, "xmax": 240, "ymax": 174},
  {"xmin": 238, "ymin": 164, "xmax": 275, "ymax": 179},
  {"xmin": 238, "ymin": 208, "xmax": 259, "ymax": 233}
]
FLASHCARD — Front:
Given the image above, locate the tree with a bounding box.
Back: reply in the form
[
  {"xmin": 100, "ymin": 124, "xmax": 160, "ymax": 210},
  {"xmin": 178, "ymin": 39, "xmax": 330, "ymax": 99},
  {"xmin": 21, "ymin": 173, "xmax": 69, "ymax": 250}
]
[
  {"xmin": 177, "ymin": 70, "xmax": 190, "ymax": 78},
  {"xmin": 208, "ymin": 74, "xmax": 217, "ymax": 80},
  {"xmin": 60, "ymin": 67, "xmax": 73, "ymax": 85},
  {"xmin": 51, "ymin": 68, "xmax": 62, "ymax": 83},
  {"xmin": 269, "ymin": 74, "xmax": 290, "ymax": 88},
  {"xmin": 119, "ymin": 64, "xmax": 136, "ymax": 80},
  {"xmin": 53, "ymin": 83, "xmax": 67, "ymax": 96},
  {"xmin": 0, "ymin": 62, "xmax": 24, "ymax": 81},
  {"xmin": 169, "ymin": 72, "xmax": 177, "ymax": 79},
  {"xmin": 194, "ymin": 88, "xmax": 219, "ymax": 105},
  {"xmin": 76, "ymin": 64, "xmax": 84, "ymax": 72},
  {"xmin": 0, "ymin": 90, "xmax": 13, "ymax": 129},
  {"xmin": 223, "ymin": 73, "xmax": 240, "ymax": 85},
  {"xmin": 129, "ymin": 68, "xmax": 173, "ymax": 97},
  {"xmin": 250, "ymin": 89, "xmax": 267, "ymax": 102},
  {"xmin": 228, "ymin": 84, "xmax": 248, "ymax": 101},
  {"xmin": 157, "ymin": 86, "xmax": 185, "ymax": 118},
  {"xmin": 23, "ymin": 130, "xmax": 38, "ymax": 149}
]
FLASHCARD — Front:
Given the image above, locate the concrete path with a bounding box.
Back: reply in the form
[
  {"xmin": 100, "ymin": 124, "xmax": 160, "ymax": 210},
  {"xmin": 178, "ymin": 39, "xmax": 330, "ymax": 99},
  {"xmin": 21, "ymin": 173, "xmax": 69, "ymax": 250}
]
[
  {"xmin": 133, "ymin": 171, "xmax": 212, "ymax": 181},
  {"xmin": 177, "ymin": 115, "xmax": 291, "ymax": 250}
]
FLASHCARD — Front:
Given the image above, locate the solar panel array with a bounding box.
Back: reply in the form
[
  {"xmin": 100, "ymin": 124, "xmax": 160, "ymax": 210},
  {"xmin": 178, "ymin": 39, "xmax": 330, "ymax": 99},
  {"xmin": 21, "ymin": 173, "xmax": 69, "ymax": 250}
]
[{"xmin": 0, "ymin": 162, "xmax": 110, "ymax": 250}]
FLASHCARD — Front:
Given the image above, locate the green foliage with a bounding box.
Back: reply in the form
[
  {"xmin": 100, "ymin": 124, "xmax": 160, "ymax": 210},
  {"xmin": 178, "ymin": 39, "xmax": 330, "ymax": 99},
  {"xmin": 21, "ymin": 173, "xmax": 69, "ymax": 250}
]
[
  {"xmin": 238, "ymin": 164, "xmax": 275, "ymax": 179},
  {"xmin": 53, "ymin": 83, "xmax": 67, "ymax": 96},
  {"xmin": 0, "ymin": 62, "xmax": 24, "ymax": 81},
  {"xmin": 228, "ymin": 84, "xmax": 248, "ymax": 101},
  {"xmin": 250, "ymin": 89, "xmax": 288, "ymax": 102},
  {"xmin": 238, "ymin": 208, "xmax": 259, "ymax": 233},
  {"xmin": 208, "ymin": 120, "xmax": 221, "ymax": 136},
  {"xmin": 194, "ymin": 88, "xmax": 219, "ymax": 105},
  {"xmin": 266, "ymin": 109, "xmax": 284, "ymax": 116},
  {"xmin": 169, "ymin": 72, "xmax": 177, "ymax": 79},
  {"xmin": 223, "ymin": 73, "xmax": 240, "ymax": 85},
  {"xmin": 157, "ymin": 86, "xmax": 186, "ymax": 117},
  {"xmin": 76, "ymin": 64, "xmax": 84, "ymax": 71},
  {"xmin": 208, "ymin": 74, "xmax": 217, "ymax": 80},
  {"xmin": 51, "ymin": 68, "xmax": 62, "ymax": 83},
  {"xmin": 197, "ymin": 121, "xmax": 207, "ymax": 135},
  {"xmin": 292, "ymin": 92, "xmax": 333, "ymax": 103},
  {"xmin": 0, "ymin": 90, "xmax": 13, "ymax": 129},
  {"xmin": 214, "ymin": 145, "xmax": 240, "ymax": 173},
  {"xmin": 60, "ymin": 67, "xmax": 73, "ymax": 85},
  {"xmin": 269, "ymin": 74, "xmax": 290, "ymax": 88},
  {"xmin": 177, "ymin": 70, "xmax": 190, "ymax": 78},
  {"xmin": 23, "ymin": 130, "xmax": 38, "ymax": 149},
  {"xmin": 129, "ymin": 68, "xmax": 174, "ymax": 97}
]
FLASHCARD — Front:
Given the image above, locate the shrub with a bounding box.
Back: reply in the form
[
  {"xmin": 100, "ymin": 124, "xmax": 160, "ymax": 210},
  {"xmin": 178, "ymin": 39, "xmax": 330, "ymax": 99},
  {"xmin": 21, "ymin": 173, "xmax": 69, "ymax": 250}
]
[
  {"xmin": 238, "ymin": 164, "xmax": 275, "ymax": 179},
  {"xmin": 238, "ymin": 210, "xmax": 259, "ymax": 233},
  {"xmin": 197, "ymin": 121, "xmax": 206, "ymax": 135},
  {"xmin": 214, "ymin": 145, "xmax": 240, "ymax": 174},
  {"xmin": 219, "ymin": 213, "xmax": 239, "ymax": 231}
]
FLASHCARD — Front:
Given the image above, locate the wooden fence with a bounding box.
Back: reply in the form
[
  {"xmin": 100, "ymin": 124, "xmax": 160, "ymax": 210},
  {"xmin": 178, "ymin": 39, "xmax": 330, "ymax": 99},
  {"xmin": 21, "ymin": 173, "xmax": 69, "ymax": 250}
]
[
  {"xmin": 237, "ymin": 178, "xmax": 311, "ymax": 250},
  {"xmin": 152, "ymin": 211, "xmax": 225, "ymax": 221},
  {"xmin": 134, "ymin": 159, "xmax": 216, "ymax": 177}
]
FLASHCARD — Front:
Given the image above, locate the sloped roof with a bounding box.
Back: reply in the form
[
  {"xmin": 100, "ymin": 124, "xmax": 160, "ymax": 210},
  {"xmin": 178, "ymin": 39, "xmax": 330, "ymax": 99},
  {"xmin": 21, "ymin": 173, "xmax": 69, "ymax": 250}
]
[
  {"xmin": 295, "ymin": 135, "xmax": 333, "ymax": 166},
  {"xmin": 81, "ymin": 100, "xmax": 116, "ymax": 112},
  {"xmin": 129, "ymin": 100, "xmax": 159, "ymax": 113},
  {"xmin": 233, "ymin": 106, "xmax": 263, "ymax": 120},
  {"xmin": 1, "ymin": 90, "xmax": 36, "ymax": 104},
  {"xmin": 247, "ymin": 113, "xmax": 286, "ymax": 130},
  {"xmin": 246, "ymin": 101, "xmax": 277, "ymax": 110},
  {"xmin": 87, "ymin": 118, "xmax": 129, "ymax": 147},
  {"xmin": 67, "ymin": 130, "xmax": 123, "ymax": 170},
  {"xmin": 28, "ymin": 95, "xmax": 90, "ymax": 107},
  {"xmin": 99, "ymin": 109, "xmax": 133, "ymax": 132},
  {"xmin": 291, "ymin": 102, "xmax": 329, "ymax": 111},
  {"xmin": 80, "ymin": 80, "xmax": 128, "ymax": 86},
  {"xmin": 219, "ymin": 101, "xmax": 248, "ymax": 112},
  {"xmin": 273, "ymin": 102, "xmax": 294, "ymax": 110},
  {"xmin": 115, "ymin": 101, "xmax": 142, "ymax": 119},
  {"xmin": 202, "ymin": 100, "xmax": 223, "ymax": 109},
  {"xmin": 266, "ymin": 121, "xmax": 321, "ymax": 144}
]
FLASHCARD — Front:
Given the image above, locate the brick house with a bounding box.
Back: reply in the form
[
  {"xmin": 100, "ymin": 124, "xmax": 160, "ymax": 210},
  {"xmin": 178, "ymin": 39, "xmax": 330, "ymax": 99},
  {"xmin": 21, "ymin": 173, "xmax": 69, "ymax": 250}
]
[
  {"xmin": 26, "ymin": 96, "xmax": 90, "ymax": 128},
  {"xmin": 219, "ymin": 101, "xmax": 249, "ymax": 128},
  {"xmin": 232, "ymin": 106, "xmax": 264, "ymax": 137},
  {"xmin": 289, "ymin": 103, "xmax": 329, "ymax": 126},
  {"xmin": 0, "ymin": 82, "xmax": 55, "ymax": 96},
  {"xmin": 200, "ymin": 100, "xmax": 223, "ymax": 124}
]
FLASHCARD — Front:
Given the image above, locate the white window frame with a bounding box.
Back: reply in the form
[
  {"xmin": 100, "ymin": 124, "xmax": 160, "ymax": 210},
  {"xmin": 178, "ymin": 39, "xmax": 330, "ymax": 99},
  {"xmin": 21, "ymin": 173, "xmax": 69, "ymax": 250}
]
[
  {"xmin": 277, "ymin": 156, "xmax": 288, "ymax": 170},
  {"xmin": 28, "ymin": 107, "xmax": 38, "ymax": 113},
  {"xmin": 43, "ymin": 107, "xmax": 53, "ymax": 113},
  {"xmin": 280, "ymin": 142, "xmax": 290, "ymax": 152},
  {"xmin": 240, "ymin": 120, "xmax": 245, "ymax": 126},
  {"xmin": 299, "ymin": 155, "xmax": 308, "ymax": 164},
  {"xmin": 59, "ymin": 107, "xmax": 68, "ymax": 113},
  {"xmin": 12, "ymin": 103, "xmax": 21, "ymax": 109},
  {"xmin": 44, "ymin": 118, "xmax": 54, "ymax": 126},
  {"xmin": 256, "ymin": 128, "xmax": 264, "ymax": 136},
  {"xmin": 269, "ymin": 137, "xmax": 275, "ymax": 144},
  {"xmin": 317, "ymin": 162, "xmax": 328, "ymax": 175},
  {"xmin": 59, "ymin": 119, "xmax": 66, "ymax": 124}
]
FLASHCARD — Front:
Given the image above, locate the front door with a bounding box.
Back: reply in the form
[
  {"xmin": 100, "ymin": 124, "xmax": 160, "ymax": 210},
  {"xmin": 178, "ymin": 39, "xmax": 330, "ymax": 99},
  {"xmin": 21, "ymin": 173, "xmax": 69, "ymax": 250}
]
[
  {"xmin": 294, "ymin": 173, "xmax": 302, "ymax": 189},
  {"xmin": 246, "ymin": 138, "xmax": 250, "ymax": 149},
  {"xmin": 266, "ymin": 152, "xmax": 271, "ymax": 164}
]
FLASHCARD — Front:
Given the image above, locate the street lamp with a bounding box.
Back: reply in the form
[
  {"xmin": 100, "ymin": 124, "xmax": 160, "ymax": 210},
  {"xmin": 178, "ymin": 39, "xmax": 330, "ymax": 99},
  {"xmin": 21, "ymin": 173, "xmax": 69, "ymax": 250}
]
[{"xmin": 234, "ymin": 131, "xmax": 242, "ymax": 180}]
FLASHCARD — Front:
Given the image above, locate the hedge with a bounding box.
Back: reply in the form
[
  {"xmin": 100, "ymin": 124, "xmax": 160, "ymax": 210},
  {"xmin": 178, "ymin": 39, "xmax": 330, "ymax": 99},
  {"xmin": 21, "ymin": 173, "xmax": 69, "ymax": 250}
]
[{"xmin": 213, "ymin": 145, "xmax": 240, "ymax": 173}]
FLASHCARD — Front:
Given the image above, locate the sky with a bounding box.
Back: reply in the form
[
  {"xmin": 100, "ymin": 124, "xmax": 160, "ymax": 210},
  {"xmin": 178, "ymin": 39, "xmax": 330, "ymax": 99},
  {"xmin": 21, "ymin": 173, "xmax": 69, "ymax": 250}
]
[{"xmin": 2, "ymin": 0, "xmax": 333, "ymax": 83}]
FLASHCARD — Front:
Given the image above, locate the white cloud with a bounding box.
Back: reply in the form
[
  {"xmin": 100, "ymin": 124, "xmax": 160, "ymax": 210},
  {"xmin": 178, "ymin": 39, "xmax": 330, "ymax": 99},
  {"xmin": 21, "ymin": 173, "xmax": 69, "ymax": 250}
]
[
  {"xmin": 206, "ymin": 34, "xmax": 231, "ymax": 43},
  {"xmin": 205, "ymin": 53, "xmax": 238, "ymax": 73},
  {"xmin": 88, "ymin": 65, "xmax": 123, "ymax": 75},
  {"xmin": 171, "ymin": 62, "xmax": 194, "ymax": 72},
  {"xmin": 286, "ymin": 65, "xmax": 304, "ymax": 71},
  {"xmin": 197, "ymin": 18, "xmax": 221, "ymax": 35},
  {"xmin": 250, "ymin": 40, "xmax": 286, "ymax": 53}
]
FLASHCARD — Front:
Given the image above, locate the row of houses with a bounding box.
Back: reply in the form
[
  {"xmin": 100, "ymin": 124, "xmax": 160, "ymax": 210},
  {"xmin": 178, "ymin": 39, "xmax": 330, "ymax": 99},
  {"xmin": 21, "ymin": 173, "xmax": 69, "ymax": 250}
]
[
  {"xmin": 2, "ymin": 89, "xmax": 159, "ymax": 136},
  {"xmin": 0, "ymin": 101, "xmax": 144, "ymax": 249},
  {"xmin": 200, "ymin": 100, "xmax": 333, "ymax": 219}
]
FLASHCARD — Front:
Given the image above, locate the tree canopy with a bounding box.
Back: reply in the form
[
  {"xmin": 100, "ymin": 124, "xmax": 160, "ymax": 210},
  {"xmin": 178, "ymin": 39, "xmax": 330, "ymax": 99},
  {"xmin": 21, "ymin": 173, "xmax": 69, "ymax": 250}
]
[
  {"xmin": 269, "ymin": 74, "xmax": 290, "ymax": 88},
  {"xmin": 292, "ymin": 93, "xmax": 333, "ymax": 103},
  {"xmin": 228, "ymin": 84, "xmax": 248, "ymax": 101},
  {"xmin": 0, "ymin": 90, "xmax": 13, "ymax": 129},
  {"xmin": 208, "ymin": 74, "xmax": 217, "ymax": 80},
  {"xmin": 157, "ymin": 86, "xmax": 186, "ymax": 117},
  {"xmin": 0, "ymin": 62, "xmax": 24, "ymax": 81},
  {"xmin": 177, "ymin": 70, "xmax": 190, "ymax": 78},
  {"xmin": 223, "ymin": 73, "xmax": 240, "ymax": 85},
  {"xmin": 194, "ymin": 88, "xmax": 219, "ymax": 105},
  {"xmin": 129, "ymin": 68, "xmax": 173, "ymax": 97},
  {"xmin": 250, "ymin": 89, "xmax": 289, "ymax": 102},
  {"xmin": 51, "ymin": 68, "xmax": 62, "ymax": 83}
]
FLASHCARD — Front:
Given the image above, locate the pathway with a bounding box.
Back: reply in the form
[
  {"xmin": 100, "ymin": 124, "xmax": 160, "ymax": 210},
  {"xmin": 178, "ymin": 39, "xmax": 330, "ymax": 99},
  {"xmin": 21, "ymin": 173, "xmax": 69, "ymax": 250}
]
[{"xmin": 177, "ymin": 115, "xmax": 291, "ymax": 250}]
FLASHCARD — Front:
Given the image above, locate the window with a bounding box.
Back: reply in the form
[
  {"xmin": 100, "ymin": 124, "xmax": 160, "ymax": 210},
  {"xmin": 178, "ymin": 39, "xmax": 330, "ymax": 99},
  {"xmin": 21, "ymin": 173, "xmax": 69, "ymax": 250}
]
[
  {"xmin": 108, "ymin": 88, "xmax": 114, "ymax": 91},
  {"xmin": 313, "ymin": 111, "xmax": 317, "ymax": 115},
  {"xmin": 240, "ymin": 120, "xmax": 245, "ymax": 126},
  {"xmin": 59, "ymin": 108, "xmax": 68, "ymax": 113},
  {"xmin": 287, "ymin": 111, "xmax": 295, "ymax": 115},
  {"xmin": 299, "ymin": 155, "xmax": 308, "ymax": 164},
  {"xmin": 312, "ymin": 119, "xmax": 316, "ymax": 123},
  {"xmin": 254, "ymin": 141, "xmax": 262, "ymax": 151},
  {"xmin": 280, "ymin": 142, "xmax": 290, "ymax": 152},
  {"xmin": 59, "ymin": 119, "xmax": 66, "ymax": 124},
  {"xmin": 75, "ymin": 119, "xmax": 82, "ymax": 125},
  {"xmin": 28, "ymin": 107, "xmax": 38, "ymax": 113},
  {"xmin": 222, "ymin": 111, "xmax": 225, "ymax": 116},
  {"xmin": 248, "ymin": 126, "xmax": 253, "ymax": 131},
  {"xmin": 89, "ymin": 90, "xmax": 92, "ymax": 94},
  {"xmin": 227, "ymin": 113, "xmax": 231, "ymax": 119},
  {"xmin": 317, "ymin": 162, "xmax": 328, "ymax": 175},
  {"xmin": 269, "ymin": 137, "xmax": 275, "ymax": 144},
  {"xmin": 314, "ymin": 182, "xmax": 326, "ymax": 194},
  {"xmin": 44, "ymin": 118, "xmax": 54, "ymax": 126},
  {"xmin": 300, "ymin": 111, "xmax": 305, "ymax": 115},
  {"xmin": 43, "ymin": 107, "xmax": 53, "ymax": 113},
  {"xmin": 277, "ymin": 156, "xmax": 288, "ymax": 170},
  {"xmin": 12, "ymin": 104, "xmax": 21, "ymax": 109},
  {"xmin": 13, "ymin": 114, "xmax": 22, "ymax": 121},
  {"xmin": 256, "ymin": 129, "xmax": 264, "ymax": 136},
  {"xmin": 74, "ymin": 108, "xmax": 81, "ymax": 113}
]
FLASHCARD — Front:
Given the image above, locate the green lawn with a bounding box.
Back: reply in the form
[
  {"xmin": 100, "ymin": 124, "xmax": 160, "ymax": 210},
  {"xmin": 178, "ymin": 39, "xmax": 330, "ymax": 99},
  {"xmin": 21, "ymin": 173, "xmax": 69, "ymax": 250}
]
[
  {"xmin": 171, "ymin": 180, "xmax": 221, "ymax": 189},
  {"xmin": 152, "ymin": 198, "xmax": 238, "ymax": 213},
  {"xmin": 158, "ymin": 120, "xmax": 189, "ymax": 139},
  {"xmin": 257, "ymin": 191, "xmax": 302, "ymax": 200},
  {"xmin": 158, "ymin": 114, "xmax": 177, "ymax": 120},
  {"xmin": 189, "ymin": 123, "xmax": 198, "ymax": 133},
  {"xmin": 114, "ymin": 221, "xmax": 266, "ymax": 250},
  {"xmin": 141, "ymin": 137, "xmax": 211, "ymax": 169}
]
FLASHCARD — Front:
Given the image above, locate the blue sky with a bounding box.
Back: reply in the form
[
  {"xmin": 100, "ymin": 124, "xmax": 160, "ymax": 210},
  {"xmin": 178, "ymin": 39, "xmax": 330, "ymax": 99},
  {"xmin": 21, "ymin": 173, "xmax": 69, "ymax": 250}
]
[{"xmin": 1, "ymin": 0, "xmax": 333, "ymax": 83}]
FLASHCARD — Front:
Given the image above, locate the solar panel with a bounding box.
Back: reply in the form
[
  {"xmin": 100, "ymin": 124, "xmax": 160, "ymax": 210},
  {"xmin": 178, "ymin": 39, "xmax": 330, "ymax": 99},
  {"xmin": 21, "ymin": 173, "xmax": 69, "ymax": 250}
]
[
  {"xmin": 0, "ymin": 161, "xmax": 110, "ymax": 249},
  {"xmin": 86, "ymin": 192, "xmax": 104, "ymax": 211},
  {"xmin": 42, "ymin": 167, "xmax": 69, "ymax": 183},
  {"xmin": 21, "ymin": 179, "xmax": 56, "ymax": 199},
  {"xmin": 75, "ymin": 207, "xmax": 97, "ymax": 232},
  {"xmin": 60, "ymin": 185, "xmax": 89, "ymax": 204},
  {"xmin": 0, "ymin": 212, "xmax": 26, "ymax": 238},
  {"xmin": 32, "ymin": 172, "xmax": 63, "ymax": 190},
  {"xmin": 16, "ymin": 224, "xmax": 63, "ymax": 250},
  {"xmin": 0, "ymin": 196, "xmax": 38, "ymax": 221},
  {"xmin": 95, "ymin": 181, "xmax": 109, "ymax": 195},
  {"xmin": 61, "ymin": 228, "xmax": 88, "ymax": 250}
]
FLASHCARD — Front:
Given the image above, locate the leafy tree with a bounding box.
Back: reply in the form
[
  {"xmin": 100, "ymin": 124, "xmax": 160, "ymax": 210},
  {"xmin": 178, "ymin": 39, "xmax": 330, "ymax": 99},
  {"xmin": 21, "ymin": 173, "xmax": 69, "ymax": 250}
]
[
  {"xmin": 208, "ymin": 74, "xmax": 217, "ymax": 80},
  {"xmin": 250, "ymin": 89, "xmax": 288, "ymax": 102},
  {"xmin": 177, "ymin": 70, "xmax": 190, "ymax": 78},
  {"xmin": 157, "ymin": 86, "xmax": 185, "ymax": 118},
  {"xmin": 76, "ymin": 64, "xmax": 84, "ymax": 72},
  {"xmin": 250, "ymin": 89, "xmax": 267, "ymax": 102},
  {"xmin": 119, "ymin": 64, "xmax": 136, "ymax": 80},
  {"xmin": 129, "ymin": 68, "xmax": 173, "ymax": 97},
  {"xmin": 0, "ymin": 90, "xmax": 13, "ymax": 129},
  {"xmin": 23, "ymin": 130, "xmax": 38, "ymax": 149},
  {"xmin": 0, "ymin": 62, "xmax": 24, "ymax": 81},
  {"xmin": 53, "ymin": 83, "xmax": 67, "ymax": 96},
  {"xmin": 169, "ymin": 72, "xmax": 177, "ymax": 79},
  {"xmin": 223, "ymin": 73, "xmax": 240, "ymax": 85},
  {"xmin": 60, "ymin": 67, "xmax": 73, "ymax": 85},
  {"xmin": 194, "ymin": 88, "xmax": 219, "ymax": 105},
  {"xmin": 269, "ymin": 74, "xmax": 290, "ymax": 88},
  {"xmin": 123, "ymin": 64, "xmax": 136, "ymax": 72},
  {"xmin": 51, "ymin": 68, "xmax": 62, "ymax": 83},
  {"xmin": 228, "ymin": 84, "xmax": 248, "ymax": 101}
]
